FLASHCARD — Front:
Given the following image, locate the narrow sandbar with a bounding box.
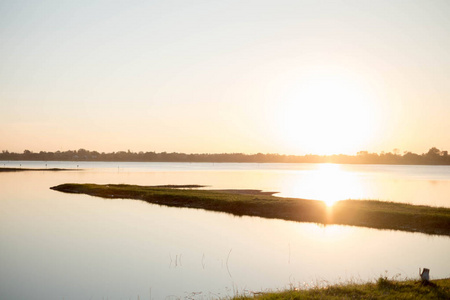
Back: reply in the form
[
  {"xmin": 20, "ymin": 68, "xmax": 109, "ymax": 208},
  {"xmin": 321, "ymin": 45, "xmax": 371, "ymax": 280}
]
[
  {"xmin": 0, "ymin": 167, "xmax": 77, "ymax": 172},
  {"xmin": 51, "ymin": 183, "xmax": 450, "ymax": 236}
]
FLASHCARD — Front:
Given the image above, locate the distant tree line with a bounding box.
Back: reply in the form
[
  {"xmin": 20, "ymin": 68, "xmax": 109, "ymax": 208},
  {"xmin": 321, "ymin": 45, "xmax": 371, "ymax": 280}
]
[{"xmin": 0, "ymin": 147, "xmax": 449, "ymax": 165}]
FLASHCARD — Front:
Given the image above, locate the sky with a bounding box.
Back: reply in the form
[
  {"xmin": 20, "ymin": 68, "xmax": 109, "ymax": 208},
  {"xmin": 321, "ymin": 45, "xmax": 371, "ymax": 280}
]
[{"xmin": 1, "ymin": 0, "xmax": 449, "ymax": 155}]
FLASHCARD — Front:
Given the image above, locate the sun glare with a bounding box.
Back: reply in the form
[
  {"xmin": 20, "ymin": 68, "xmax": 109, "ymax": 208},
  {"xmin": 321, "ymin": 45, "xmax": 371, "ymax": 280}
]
[
  {"xmin": 278, "ymin": 71, "xmax": 378, "ymax": 155},
  {"xmin": 315, "ymin": 164, "xmax": 343, "ymax": 207},
  {"xmin": 292, "ymin": 163, "xmax": 364, "ymax": 207}
]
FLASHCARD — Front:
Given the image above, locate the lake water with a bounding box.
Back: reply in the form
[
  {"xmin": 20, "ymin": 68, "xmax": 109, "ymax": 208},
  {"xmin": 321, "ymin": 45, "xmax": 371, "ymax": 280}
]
[{"xmin": 1, "ymin": 161, "xmax": 450, "ymax": 299}]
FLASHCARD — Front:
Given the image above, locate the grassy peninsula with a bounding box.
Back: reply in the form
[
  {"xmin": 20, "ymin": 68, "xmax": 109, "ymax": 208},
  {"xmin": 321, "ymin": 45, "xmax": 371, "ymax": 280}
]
[
  {"xmin": 234, "ymin": 277, "xmax": 450, "ymax": 299},
  {"xmin": 51, "ymin": 184, "xmax": 450, "ymax": 236},
  {"xmin": 0, "ymin": 167, "xmax": 74, "ymax": 172}
]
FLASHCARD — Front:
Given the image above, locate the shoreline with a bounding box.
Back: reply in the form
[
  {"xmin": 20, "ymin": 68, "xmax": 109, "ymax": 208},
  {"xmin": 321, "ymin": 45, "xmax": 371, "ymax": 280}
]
[
  {"xmin": 2, "ymin": 159, "xmax": 450, "ymax": 166},
  {"xmin": 233, "ymin": 277, "xmax": 450, "ymax": 299},
  {"xmin": 51, "ymin": 183, "xmax": 450, "ymax": 236}
]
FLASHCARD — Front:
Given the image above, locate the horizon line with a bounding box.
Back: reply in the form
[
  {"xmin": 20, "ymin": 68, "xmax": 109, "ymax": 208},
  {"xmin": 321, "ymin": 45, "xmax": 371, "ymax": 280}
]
[{"xmin": 2, "ymin": 147, "xmax": 447, "ymax": 157}]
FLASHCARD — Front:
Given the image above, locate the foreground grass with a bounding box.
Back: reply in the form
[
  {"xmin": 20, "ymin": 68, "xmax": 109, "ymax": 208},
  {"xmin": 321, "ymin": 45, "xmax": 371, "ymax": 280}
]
[
  {"xmin": 233, "ymin": 278, "xmax": 450, "ymax": 299},
  {"xmin": 50, "ymin": 184, "xmax": 450, "ymax": 236}
]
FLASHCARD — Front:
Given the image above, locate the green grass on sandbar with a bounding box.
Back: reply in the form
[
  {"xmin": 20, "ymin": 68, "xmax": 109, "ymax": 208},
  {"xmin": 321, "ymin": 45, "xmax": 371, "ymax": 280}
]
[
  {"xmin": 50, "ymin": 183, "xmax": 450, "ymax": 236},
  {"xmin": 0, "ymin": 167, "xmax": 75, "ymax": 172},
  {"xmin": 232, "ymin": 277, "xmax": 450, "ymax": 300}
]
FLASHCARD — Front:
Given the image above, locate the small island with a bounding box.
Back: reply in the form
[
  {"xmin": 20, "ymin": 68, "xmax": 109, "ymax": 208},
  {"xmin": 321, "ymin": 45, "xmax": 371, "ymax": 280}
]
[{"xmin": 51, "ymin": 183, "xmax": 450, "ymax": 236}]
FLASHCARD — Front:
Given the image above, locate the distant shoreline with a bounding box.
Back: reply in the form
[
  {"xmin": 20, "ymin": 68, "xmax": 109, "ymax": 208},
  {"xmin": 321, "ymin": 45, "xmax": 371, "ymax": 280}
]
[
  {"xmin": 1, "ymin": 147, "xmax": 449, "ymax": 165},
  {"xmin": 1, "ymin": 159, "xmax": 450, "ymax": 166}
]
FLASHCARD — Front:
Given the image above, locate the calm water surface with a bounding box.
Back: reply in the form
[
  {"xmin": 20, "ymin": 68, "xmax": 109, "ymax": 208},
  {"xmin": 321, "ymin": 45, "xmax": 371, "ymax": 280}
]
[{"xmin": 1, "ymin": 162, "xmax": 449, "ymax": 299}]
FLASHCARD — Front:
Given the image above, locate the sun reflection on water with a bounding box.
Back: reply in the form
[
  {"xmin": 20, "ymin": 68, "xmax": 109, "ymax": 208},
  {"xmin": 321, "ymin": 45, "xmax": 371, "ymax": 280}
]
[{"xmin": 312, "ymin": 163, "xmax": 363, "ymax": 207}]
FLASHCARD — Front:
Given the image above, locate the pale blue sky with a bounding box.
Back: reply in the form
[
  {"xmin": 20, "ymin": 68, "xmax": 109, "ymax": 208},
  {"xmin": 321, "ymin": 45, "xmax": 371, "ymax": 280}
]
[{"xmin": 1, "ymin": 0, "xmax": 449, "ymax": 154}]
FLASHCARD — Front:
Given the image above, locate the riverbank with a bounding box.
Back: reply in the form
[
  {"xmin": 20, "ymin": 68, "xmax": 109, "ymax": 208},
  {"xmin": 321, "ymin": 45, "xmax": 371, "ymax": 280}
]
[
  {"xmin": 51, "ymin": 184, "xmax": 450, "ymax": 236},
  {"xmin": 233, "ymin": 277, "xmax": 450, "ymax": 299}
]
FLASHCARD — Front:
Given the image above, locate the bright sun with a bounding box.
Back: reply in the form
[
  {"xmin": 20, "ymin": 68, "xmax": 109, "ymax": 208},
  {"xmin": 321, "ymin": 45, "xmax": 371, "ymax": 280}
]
[{"xmin": 278, "ymin": 71, "xmax": 378, "ymax": 155}]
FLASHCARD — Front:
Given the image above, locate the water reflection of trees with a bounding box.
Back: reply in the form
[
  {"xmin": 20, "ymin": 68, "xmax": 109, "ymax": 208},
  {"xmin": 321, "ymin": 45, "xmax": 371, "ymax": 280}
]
[{"xmin": 1, "ymin": 147, "xmax": 449, "ymax": 165}]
